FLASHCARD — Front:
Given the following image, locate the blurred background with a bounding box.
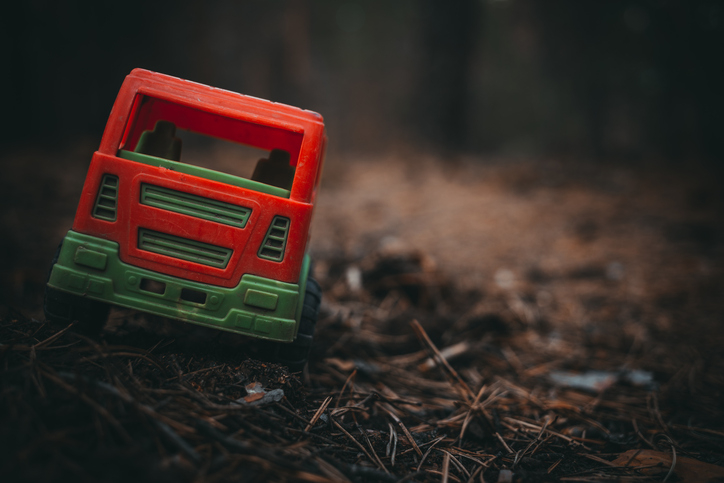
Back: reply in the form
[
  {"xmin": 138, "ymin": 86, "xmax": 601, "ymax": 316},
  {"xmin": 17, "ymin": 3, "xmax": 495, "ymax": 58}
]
[
  {"xmin": 2, "ymin": 0, "xmax": 723, "ymax": 162},
  {"xmin": 3, "ymin": 3, "xmax": 724, "ymax": 478},
  {"xmin": 1, "ymin": 0, "xmax": 723, "ymax": 313}
]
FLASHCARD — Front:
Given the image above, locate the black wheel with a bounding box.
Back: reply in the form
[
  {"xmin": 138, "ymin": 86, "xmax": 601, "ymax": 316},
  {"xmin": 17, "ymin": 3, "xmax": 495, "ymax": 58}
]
[
  {"xmin": 271, "ymin": 276, "xmax": 321, "ymax": 372},
  {"xmin": 44, "ymin": 243, "xmax": 110, "ymax": 334}
]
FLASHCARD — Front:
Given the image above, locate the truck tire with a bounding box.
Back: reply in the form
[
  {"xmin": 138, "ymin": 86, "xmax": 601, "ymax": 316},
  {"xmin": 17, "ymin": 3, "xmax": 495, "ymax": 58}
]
[
  {"xmin": 43, "ymin": 243, "xmax": 110, "ymax": 334},
  {"xmin": 272, "ymin": 276, "xmax": 321, "ymax": 372}
]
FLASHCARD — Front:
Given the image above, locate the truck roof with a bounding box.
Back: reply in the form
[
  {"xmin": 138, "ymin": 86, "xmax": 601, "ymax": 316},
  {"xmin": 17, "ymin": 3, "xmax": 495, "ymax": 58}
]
[
  {"xmin": 99, "ymin": 69, "xmax": 325, "ymax": 159},
  {"xmin": 127, "ymin": 68, "xmax": 324, "ymax": 125}
]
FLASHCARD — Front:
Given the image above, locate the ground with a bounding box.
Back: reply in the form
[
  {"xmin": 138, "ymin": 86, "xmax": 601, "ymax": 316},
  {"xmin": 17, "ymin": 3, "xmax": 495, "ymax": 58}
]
[{"xmin": 1, "ymin": 147, "xmax": 723, "ymax": 482}]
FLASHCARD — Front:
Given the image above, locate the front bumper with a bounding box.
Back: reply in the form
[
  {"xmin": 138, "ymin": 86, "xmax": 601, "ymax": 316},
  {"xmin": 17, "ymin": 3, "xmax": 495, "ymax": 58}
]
[{"xmin": 47, "ymin": 230, "xmax": 306, "ymax": 342}]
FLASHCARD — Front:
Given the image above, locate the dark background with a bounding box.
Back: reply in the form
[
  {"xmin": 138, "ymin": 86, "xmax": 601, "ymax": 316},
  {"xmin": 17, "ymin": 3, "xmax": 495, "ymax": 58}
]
[
  {"xmin": 1, "ymin": 4, "xmax": 724, "ymax": 480},
  {"xmin": 1, "ymin": 0, "xmax": 724, "ymax": 311},
  {"xmin": 2, "ymin": 0, "xmax": 723, "ymax": 163}
]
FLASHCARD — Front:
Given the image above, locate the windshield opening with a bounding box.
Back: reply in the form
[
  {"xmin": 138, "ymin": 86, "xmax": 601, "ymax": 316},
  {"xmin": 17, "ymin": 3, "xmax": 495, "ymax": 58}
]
[{"xmin": 118, "ymin": 95, "xmax": 303, "ymax": 193}]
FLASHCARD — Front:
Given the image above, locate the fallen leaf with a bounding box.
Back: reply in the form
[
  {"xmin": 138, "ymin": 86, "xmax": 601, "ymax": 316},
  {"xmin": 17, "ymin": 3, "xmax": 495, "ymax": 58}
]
[{"xmin": 612, "ymin": 449, "xmax": 724, "ymax": 482}]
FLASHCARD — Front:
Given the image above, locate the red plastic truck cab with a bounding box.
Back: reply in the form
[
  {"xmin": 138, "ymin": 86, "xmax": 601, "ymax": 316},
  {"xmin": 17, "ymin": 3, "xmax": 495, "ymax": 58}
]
[{"xmin": 45, "ymin": 69, "xmax": 326, "ymax": 370}]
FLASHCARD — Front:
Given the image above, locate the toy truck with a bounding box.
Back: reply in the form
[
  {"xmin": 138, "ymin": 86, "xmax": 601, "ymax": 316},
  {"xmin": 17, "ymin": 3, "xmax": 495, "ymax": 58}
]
[{"xmin": 44, "ymin": 69, "xmax": 326, "ymax": 370}]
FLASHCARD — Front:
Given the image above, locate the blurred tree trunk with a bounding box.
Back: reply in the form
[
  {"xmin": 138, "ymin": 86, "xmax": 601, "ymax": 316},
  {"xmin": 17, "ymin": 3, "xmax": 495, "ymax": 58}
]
[{"xmin": 413, "ymin": 0, "xmax": 483, "ymax": 151}]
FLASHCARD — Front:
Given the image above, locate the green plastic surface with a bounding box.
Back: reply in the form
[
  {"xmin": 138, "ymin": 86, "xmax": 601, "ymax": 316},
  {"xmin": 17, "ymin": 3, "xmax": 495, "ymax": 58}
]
[
  {"xmin": 118, "ymin": 150, "xmax": 291, "ymax": 198},
  {"xmin": 73, "ymin": 246, "xmax": 108, "ymax": 270},
  {"xmin": 47, "ymin": 230, "xmax": 310, "ymax": 343},
  {"xmin": 244, "ymin": 289, "xmax": 279, "ymax": 310}
]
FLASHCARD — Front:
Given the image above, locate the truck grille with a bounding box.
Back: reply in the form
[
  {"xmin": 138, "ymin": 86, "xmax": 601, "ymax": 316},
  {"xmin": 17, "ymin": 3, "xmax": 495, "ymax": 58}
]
[
  {"xmin": 258, "ymin": 216, "xmax": 290, "ymax": 262},
  {"xmin": 92, "ymin": 174, "xmax": 119, "ymax": 221},
  {"xmin": 141, "ymin": 184, "xmax": 251, "ymax": 228},
  {"xmin": 138, "ymin": 228, "xmax": 232, "ymax": 268}
]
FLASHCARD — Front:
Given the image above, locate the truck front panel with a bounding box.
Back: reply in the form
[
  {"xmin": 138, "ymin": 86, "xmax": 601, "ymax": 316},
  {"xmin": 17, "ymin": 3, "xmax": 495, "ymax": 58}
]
[{"xmin": 72, "ymin": 152, "xmax": 313, "ymax": 288}]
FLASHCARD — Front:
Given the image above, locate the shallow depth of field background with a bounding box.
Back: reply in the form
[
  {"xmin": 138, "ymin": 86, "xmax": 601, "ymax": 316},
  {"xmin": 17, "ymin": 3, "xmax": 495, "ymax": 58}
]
[
  {"xmin": 2, "ymin": 0, "xmax": 722, "ymax": 311},
  {"xmin": 3, "ymin": 1, "xmax": 723, "ymax": 160},
  {"xmin": 2, "ymin": 2, "xmax": 724, "ymax": 482}
]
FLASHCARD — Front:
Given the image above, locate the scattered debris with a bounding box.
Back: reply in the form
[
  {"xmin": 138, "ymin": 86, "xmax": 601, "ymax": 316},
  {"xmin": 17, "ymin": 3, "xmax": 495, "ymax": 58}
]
[
  {"xmin": 237, "ymin": 382, "xmax": 285, "ymax": 406},
  {"xmin": 494, "ymin": 268, "xmax": 516, "ymax": 290},
  {"xmin": 549, "ymin": 370, "xmax": 617, "ymax": 392},
  {"xmin": 497, "ymin": 469, "xmax": 514, "ymax": 483},
  {"xmin": 2, "ymin": 295, "xmax": 722, "ymax": 482},
  {"xmin": 549, "ymin": 369, "xmax": 657, "ymax": 392},
  {"xmin": 346, "ymin": 265, "xmax": 363, "ymax": 292}
]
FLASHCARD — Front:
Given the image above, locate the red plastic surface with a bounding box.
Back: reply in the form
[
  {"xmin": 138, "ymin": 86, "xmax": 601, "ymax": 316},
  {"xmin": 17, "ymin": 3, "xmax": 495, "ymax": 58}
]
[
  {"xmin": 72, "ymin": 69, "xmax": 326, "ymax": 287},
  {"xmin": 122, "ymin": 96, "xmax": 305, "ymax": 169}
]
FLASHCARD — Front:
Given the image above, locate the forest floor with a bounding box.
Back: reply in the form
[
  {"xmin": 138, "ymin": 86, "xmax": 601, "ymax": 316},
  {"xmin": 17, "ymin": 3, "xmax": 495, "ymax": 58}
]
[{"xmin": 1, "ymin": 149, "xmax": 723, "ymax": 482}]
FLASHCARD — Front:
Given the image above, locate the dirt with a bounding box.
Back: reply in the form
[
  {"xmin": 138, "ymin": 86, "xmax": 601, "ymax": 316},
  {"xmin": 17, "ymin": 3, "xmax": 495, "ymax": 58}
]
[{"xmin": 1, "ymin": 147, "xmax": 723, "ymax": 482}]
